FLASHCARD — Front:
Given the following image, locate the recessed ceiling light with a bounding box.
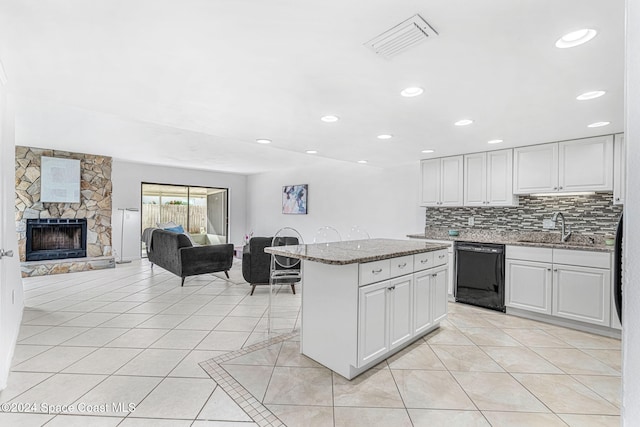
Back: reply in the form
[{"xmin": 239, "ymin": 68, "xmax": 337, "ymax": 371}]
[
  {"xmin": 421, "ymin": 149, "xmax": 435, "ymax": 154},
  {"xmin": 321, "ymin": 115, "xmax": 339, "ymax": 122},
  {"xmin": 400, "ymin": 87, "xmax": 424, "ymax": 97},
  {"xmin": 256, "ymin": 139, "xmax": 272, "ymax": 144},
  {"xmin": 587, "ymin": 121, "xmax": 610, "ymax": 128},
  {"xmin": 487, "ymin": 139, "xmax": 503, "ymax": 144},
  {"xmin": 377, "ymin": 134, "xmax": 393, "ymax": 140},
  {"xmin": 305, "ymin": 150, "xmax": 318, "ymax": 154},
  {"xmin": 357, "ymin": 160, "xmax": 368, "ymax": 164},
  {"xmin": 454, "ymin": 119, "xmax": 474, "ymax": 126},
  {"xmin": 576, "ymin": 90, "xmax": 606, "ymax": 100},
  {"xmin": 555, "ymin": 29, "xmax": 597, "ymax": 48}
]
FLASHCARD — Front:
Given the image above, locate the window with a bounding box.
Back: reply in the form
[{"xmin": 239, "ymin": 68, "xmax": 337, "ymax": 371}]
[{"xmin": 141, "ymin": 183, "xmax": 229, "ymax": 257}]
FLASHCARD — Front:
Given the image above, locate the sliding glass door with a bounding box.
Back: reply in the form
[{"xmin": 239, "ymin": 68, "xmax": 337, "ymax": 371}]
[{"xmin": 141, "ymin": 183, "xmax": 228, "ymax": 256}]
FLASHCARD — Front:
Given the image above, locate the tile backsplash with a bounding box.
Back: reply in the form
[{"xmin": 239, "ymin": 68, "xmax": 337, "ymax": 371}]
[{"xmin": 425, "ymin": 193, "xmax": 622, "ymax": 235}]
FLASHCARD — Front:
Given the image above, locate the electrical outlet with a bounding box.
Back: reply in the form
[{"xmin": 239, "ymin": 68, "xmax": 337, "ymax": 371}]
[
  {"xmin": 468, "ymin": 217, "xmax": 475, "ymax": 226},
  {"xmin": 543, "ymin": 219, "xmax": 555, "ymax": 229}
]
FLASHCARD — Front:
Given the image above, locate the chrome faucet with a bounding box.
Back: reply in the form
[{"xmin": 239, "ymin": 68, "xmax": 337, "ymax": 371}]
[{"xmin": 551, "ymin": 212, "xmax": 572, "ymax": 242}]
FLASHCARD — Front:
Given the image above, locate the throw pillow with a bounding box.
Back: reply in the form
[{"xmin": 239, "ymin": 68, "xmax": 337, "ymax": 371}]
[
  {"xmin": 157, "ymin": 221, "xmax": 178, "ymax": 229},
  {"xmin": 164, "ymin": 225, "xmax": 185, "ymax": 234}
]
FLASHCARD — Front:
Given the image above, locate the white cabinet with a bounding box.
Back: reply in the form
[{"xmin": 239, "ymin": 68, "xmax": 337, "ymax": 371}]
[
  {"xmin": 431, "ymin": 266, "xmax": 448, "ymax": 323},
  {"xmin": 357, "ymin": 274, "xmax": 414, "ymax": 364},
  {"xmin": 464, "ymin": 149, "xmax": 517, "ymax": 206},
  {"xmin": 358, "ymin": 280, "xmax": 389, "ymax": 365},
  {"xmin": 614, "ymin": 134, "xmax": 625, "ymax": 205},
  {"xmin": 414, "ymin": 266, "xmax": 448, "ymax": 334},
  {"xmin": 389, "ymin": 276, "xmax": 414, "ymax": 349},
  {"xmin": 558, "ymin": 137, "xmax": 613, "ymax": 192},
  {"xmin": 514, "ymin": 136, "xmax": 613, "ymax": 194},
  {"xmin": 420, "ymin": 156, "xmax": 464, "ymax": 206},
  {"xmin": 358, "ymin": 259, "xmax": 448, "ymax": 368},
  {"xmin": 505, "ymin": 245, "xmax": 612, "ymax": 328},
  {"xmin": 413, "ymin": 271, "xmax": 433, "ymax": 335},
  {"xmin": 553, "ymin": 265, "xmax": 611, "ymax": 327},
  {"xmin": 514, "ymin": 143, "xmax": 558, "ymax": 194},
  {"xmin": 506, "ymin": 259, "xmax": 553, "ymax": 314}
]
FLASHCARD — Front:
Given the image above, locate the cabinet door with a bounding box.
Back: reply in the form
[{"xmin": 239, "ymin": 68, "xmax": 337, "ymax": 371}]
[
  {"xmin": 413, "ymin": 270, "xmax": 433, "ymax": 335},
  {"xmin": 514, "ymin": 143, "xmax": 558, "ymax": 194},
  {"xmin": 505, "ymin": 260, "xmax": 552, "ymax": 314},
  {"xmin": 559, "ymin": 136, "xmax": 613, "ymax": 192},
  {"xmin": 440, "ymin": 156, "xmax": 464, "ymax": 206},
  {"xmin": 613, "ymin": 134, "xmax": 625, "ymax": 205},
  {"xmin": 431, "ymin": 266, "xmax": 448, "ymax": 323},
  {"xmin": 420, "ymin": 158, "xmax": 441, "ymax": 206},
  {"xmin": 553, "ymin": 265, "xmax": 611, "ymax": 327},
  {"xmin": 487, "ymin": 149, "xmax": 517, "ymax": 206},
  {"xmin": 389, "ymin": 276, "xmax": 414, "ymax": 349},
  {"xmin": 358, "ymin": 281, "xmax": 390, "ymax": 366},
  {"xmin": 463, "ymin": 153, "xmax": 486, "ymax": 206}
]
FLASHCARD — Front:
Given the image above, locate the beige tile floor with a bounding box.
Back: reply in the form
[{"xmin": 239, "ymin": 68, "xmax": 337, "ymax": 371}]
[{"xmin": 0, "ymin": 260, "xmax": 621, "ymax": 426}]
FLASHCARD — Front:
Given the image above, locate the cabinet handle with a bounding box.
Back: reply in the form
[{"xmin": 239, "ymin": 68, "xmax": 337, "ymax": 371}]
[
  {"xmin": 432, "ymin": 273, "xmax": 437, "ymax": 277},
  {"xmin": 553, "ymin": 269, "xmax": 558, "ymax": 272},
  {"xmin": 397, "ymin": 262, "xmax": 407, "ymax": 269},
  {"xmin": 616, "ymin": 198, "xmax": 621, "ymax": 201},
  {"xmin": 547, "ymin": 268, "xmax": 551, "ymax": 271},
  {"xmin": 372, "ymin": 268, "xmax": 383, "ymax": 274},
  {"xmin": 388, "ymin": 286, "xmax": 395, "ymax": 291},
  {"xmin": 559, "ymin": 186, "xmax": 563, "ymax": 190},
  {"xmin": 438, "ymin": 255, "xmax": 446, "ymax": 259},
  {"xmin": 553, "ymin": 187, "xmax": 558, "ymax": 190},
  {"xmin": 420, "ymin": 259, "xmax": 429, "ymax": 264}
]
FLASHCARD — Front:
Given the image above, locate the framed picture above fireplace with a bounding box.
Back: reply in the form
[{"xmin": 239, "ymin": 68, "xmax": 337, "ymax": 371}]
[{"xmin": 41, "ymin": 156, "xmax": 81, "ymax": 203}]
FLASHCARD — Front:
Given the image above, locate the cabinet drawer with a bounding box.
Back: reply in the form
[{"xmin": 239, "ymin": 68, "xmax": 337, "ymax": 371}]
[
  {"xmin": 414, "ymin": 252, "xmax": 434, "ymax": 271},
  {"xmin": 506, "ymin": 245, "xmax": 553, "ymax": 263},
  {"xmin": 390, "ymin": 255, "xmax": 414, "ymax": 277},
  {"xmin": 433, "ymin": 250, "xmax": 448, "ymax": 267},
  {"xmin": 359, "ymin": 260, "xmax": 390, "ymax": 286},
  {"xmin": 553, "ymin": 249, "xmax": 611, "ymax": 269}
]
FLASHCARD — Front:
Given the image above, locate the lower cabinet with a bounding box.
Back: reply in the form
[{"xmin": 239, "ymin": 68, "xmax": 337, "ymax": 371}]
[
  {"xmin": 506, "ymin": 260, "xmax": 553, "ymax": 314},
  {"xmin": 505, "ymin": 246, "xmax": 612, "ymax": 328},
  {"xmin": 553, "ymin": 265, "xmax": 611, "ymax": 327},
  {"xmin": 359, "ymin": 266, "xmax": 447, "ymax": 367}
]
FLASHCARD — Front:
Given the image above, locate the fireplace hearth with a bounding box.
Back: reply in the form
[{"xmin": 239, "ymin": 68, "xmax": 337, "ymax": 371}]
[{"xmin": 26, "ymin": 218, "xmax": 87, "ymax": 261}]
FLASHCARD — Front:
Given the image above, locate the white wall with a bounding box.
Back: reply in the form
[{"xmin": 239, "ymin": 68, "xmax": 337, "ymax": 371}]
[
  {"xmin": 623, "ymin": 0, "xmax": 640, "ymax": 424},
  {"xmin": 247, "ymin": 162, "xmax": 424, "ymax": 242},
  {"xmin": 112, "ymin": 160, "xmax": 248, "ymax": 261},
  {"xmin": 0, "ymin": 74, "xmax": 24, "ymax": 389}
]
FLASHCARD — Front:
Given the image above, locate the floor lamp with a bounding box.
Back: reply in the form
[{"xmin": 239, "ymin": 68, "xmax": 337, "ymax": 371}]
[{"xmin": 116, "ymin": 207, "xmax": 139, "ymax": 264}]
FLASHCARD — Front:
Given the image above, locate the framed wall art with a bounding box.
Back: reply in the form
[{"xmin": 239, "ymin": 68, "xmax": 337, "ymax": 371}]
[{"xmin": 282, "ymin": 184, "xmax": 308, "ymax": 214}]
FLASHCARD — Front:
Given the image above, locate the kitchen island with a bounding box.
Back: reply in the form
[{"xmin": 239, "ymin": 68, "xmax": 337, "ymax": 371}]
[{"xmin": 265, "ymin": 238, "xmax": 449, "ymax": 379}]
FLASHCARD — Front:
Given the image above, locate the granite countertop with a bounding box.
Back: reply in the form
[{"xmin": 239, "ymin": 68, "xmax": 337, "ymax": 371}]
[
  {"xmin": 264, "ymin": 238, "xmax": 450, "ymax": 265},
  {"xmin": 407, "ymin": 228, "xmax": 614, "ymax": 253}
]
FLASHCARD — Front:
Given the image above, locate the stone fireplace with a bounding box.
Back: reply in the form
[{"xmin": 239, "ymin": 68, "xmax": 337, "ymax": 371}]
[
  {"xmin": 25, "ymin": 218, "xmax": 87, "ymax": 261},
  {"xmin": 15, "ymin": 146, "xmax": 115, "ymax": 277}
]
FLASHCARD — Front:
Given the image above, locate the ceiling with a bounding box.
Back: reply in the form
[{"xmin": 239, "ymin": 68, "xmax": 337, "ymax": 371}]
[{"xmin": 0, "ymin": 0, "xmax": 625, "ymax": 174}]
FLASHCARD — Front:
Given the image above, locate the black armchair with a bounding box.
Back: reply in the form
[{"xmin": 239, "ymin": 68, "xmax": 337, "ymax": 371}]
[{"xmin": 242, "ymin": 237, "xmax": 298, "ymax": 295}]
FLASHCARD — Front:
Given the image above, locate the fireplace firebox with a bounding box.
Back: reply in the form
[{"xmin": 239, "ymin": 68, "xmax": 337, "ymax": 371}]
[{"xmin": 26, "ymin": 218, "xmax": 87, "ymax": 261}]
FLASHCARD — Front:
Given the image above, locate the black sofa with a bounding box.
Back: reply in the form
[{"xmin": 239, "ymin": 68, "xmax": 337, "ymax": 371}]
[
  {"xmin": 146, "ymin": 228, "xmax": 234, "ymax": 286},
  {"xmin": 242, "ymin": 236, "xmax": 299, "ymax": 295}
]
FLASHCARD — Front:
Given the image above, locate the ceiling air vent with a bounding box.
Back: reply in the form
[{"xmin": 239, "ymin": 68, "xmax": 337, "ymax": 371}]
[{"xmin": 365, "ymin": 14, "xmax": 438, "ymax": 59}]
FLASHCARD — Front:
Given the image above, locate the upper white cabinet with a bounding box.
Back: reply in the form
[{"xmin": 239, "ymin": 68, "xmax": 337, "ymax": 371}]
[
  {"xmin": 514, "ymin": 136, "xmax": 613, "ymax": 194},
  {"xmin": 613, "ymin": 134, "xmax": 625, "ymax": 205},
  {"xmin": 464, "ymin": 149, "xmax": 518, "ymax": 206},
  {"xmin": 420, "ymin": 156, "xmax": 464, "ymax": 206},
  {"xmin": 559, "ymin": 136, "xmax": 613, "ymax": 192},
  {"xmin": 513, "ymin": 143, "xmax": 559, "ymax": 194}
]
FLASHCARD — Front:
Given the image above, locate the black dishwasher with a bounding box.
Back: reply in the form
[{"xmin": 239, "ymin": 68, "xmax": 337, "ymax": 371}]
[{"xmin": 454, "ymin": 242, "xmax": 505, "ymax": 312}]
